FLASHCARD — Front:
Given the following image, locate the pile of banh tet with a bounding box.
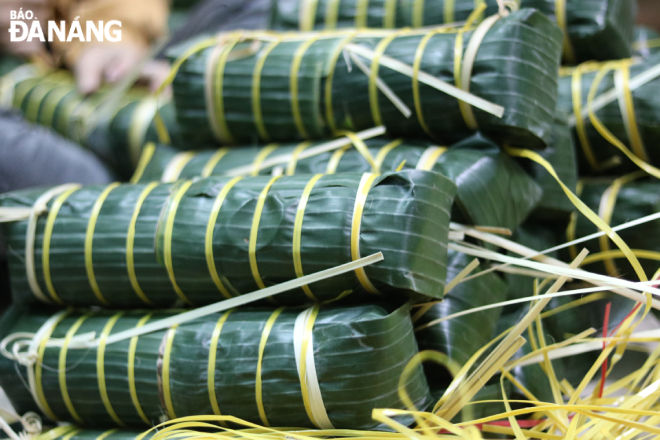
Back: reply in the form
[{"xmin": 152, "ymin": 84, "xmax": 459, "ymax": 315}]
[{"xmin": 1, "ymin": 0, "xmax": 660, "ymax": 439}]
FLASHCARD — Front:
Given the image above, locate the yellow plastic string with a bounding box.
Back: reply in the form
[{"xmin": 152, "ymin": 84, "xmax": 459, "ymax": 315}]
[
  {"xmin": 554, "ymin": 0, "xmax": 575, "ymax": 64},
  {"xmin": 454, "ymin": 30, "xmax": 465, "ymax": 100},
  {"xmin": 417, "ymin": 146, "xmax": 448, "ymax": 170},
  {"xmin": 163, "ymin": 180, "xmax": 195, "ymax": 305},
  {"xmin": 85, "ymin": 182, "xmax": 120, "ymax": 306},
  {"xmin": 369, "ymin": 33, "xmax": 401, "ymax": 128},
  {"xmin": 42, "ymin": 187, "xmax": 80, "ymax": 305},
  {"xmin": 587, "ymin": 63, "xmax": 660, "ymax": 180},
  {"xmin": 412, "ymin": 0, "xmax": 425, "ymax": 27},
  {"xmin": 207, "ymin": 310, "xmax": 233, "ymax": 417},
  {"xmin": 35, "ymin": 311, "xmax": 69, "ymax": 421},
  {"xmin": 130, "ymin": 143, "xmax": 157, "ymax": 184},
  {"xmin": 291, "ymin": 38, "xmax": 320, "ymax": 138},
  {"xmin": 616, "ymin": 61, "xmax": 649, "ymax": 162},
  {"xmin": 126, "ymin": 182, "xmax": 158, "ymax": 306},
  {"xmin": 255, "ymin": 307, "xmax": 285, "ymax": 427},
  {"xmin": 39, "ymin": 86, "xmax": 72, "ymax": 128},
  {"xmin": 355, "ymin": 0, "xmax": 369, "ymax": 27},
  {"xmin": 293, "ymin": 174, "xmax": 324, "ymax": 301},
  {"xmin": 210, "ymin": 37, "xmax": 241, "ymax": 144},
  {"xmin": 566, "ymin": 180, "xmax": 584, "ymax": 260},
  {"xmin": 128, "ymin": 313, "xmax": 152, "ymax": 426},
  {"xmin": 473, "ymin": 0, "xmax": 486, "ymax": 22},
  {"xmin": 412, "ymin": 29, "xmax": 446, "ymax": 139},
  {"xmin": 252, "ymin": 144, "xmax": 279, "ymax": 176},
  {"xmin": 300, "ymin": 0, "xmax": 319, "ymax": 30},
  {"xmin": 286, "ymin": 142, "xmax": 313, "ymax": 175},
  {"xmin": 505, "ymin": 146, "xmax": 649, "ymax": 285},
  {"xmin": 337, "ymin": 130, "xmax": 379, "ymax": 172},
  {"xmin": 582, "ymin": 249, "xmax": 660, "ymax": 266},
  {"xmin": 162, "ymin": 324, "xmax": 179, "ymax": 420},
  {"xmin": 164, "ymin": 152, "xmax": 196, "ymax": 182},
  {"xmin": 249, "ymin": 176, "xmax": 282, "ymax": 290},
  {"xmin": 206, "ymin": 177, "xmax": 243, "ymax": 299},
  {"xmin": 299, "ymin": 304, "xmax": 322, "ymax": 427},
  {"xmin": 383, "ymin": 0, "xmax": 397, "ymax": 28},
  {"xmin": 444, "ymin": 0, "xmax": 455, "ymax": 23},
  {"xmin": 325, "ymin": 34, "xmax": 358, "ymax": 134},
  {"xmin": 597, "ymin": 172, "xmax": 646, "ymax": 277},
  {"xmin": 324, "ymin": 0, "xmax": 341, "ymax": 29},
  {"xmin": 97, "ymin": 312, "xmax": 126, "ymax": 426},
  {"xmin": 252, "ymin": 39, "xmax": 283, "ymax": 141},
  {"xmin": 201, "ymin": 148, "xmax": 230, "ymax": 178},
  {"xmin": 59, "ymin": 313, "xmax": 93, "ymax": 424},
  {"xmin": 374, "ymin": 139, "xmax": 403, "ymax": 170},
  {"xmin": 351, "ymin": 173, "xmax": 381, "ymax": 294},
  {"xmin": 325, "ymin": 145, "xmax": 351, "ymax": 173},
  {"xmin": 95, "ymin": 429, "xmax": 118, "ymax": 440}
]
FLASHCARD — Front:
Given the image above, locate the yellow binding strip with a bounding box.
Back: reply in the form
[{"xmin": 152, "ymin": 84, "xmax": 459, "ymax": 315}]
[
  {"xmin": 126, "ymin": 182, "xmax": 158, "ymax": 305},
  {"xmin": 252, "ymin": 39, "xmax": 283, "ymax": 141},
  {"xmin": 324, "ymin": 0, "xmax": 341, "ymax": 29},
  {"xmin": 85, "ymin": 183, "xmax": 120, "ymax": 306},
  {"xmin": 59, "ymin": 313, "xmax": 93, "ymax": 424},
  {"xmin": 97, "ymin": 312, "xmax": 126, "ymax": 426},
  {"xmin": 201, "ymin": 148, "xmax": 230, "ymax": 178},
  {"xmin": 615, "ymin": 61, "xmax": 649, "ymax": 162},
  {"xmin": 287, "ymin": 142, "xmax": 313, "ymax": 175},
  {"xmin": 383, "ymin": 0, "xmax": 397, "ymax": 28},
  {"xmin": 293, "ymin": 174, "xmax": 324, "ymax": 300},
  {"xmin": 416, "ymin": 146, "xmax": 448, "ymax": 170},
  {"xmin": 566, "ymin": 180, "xmax": 584, "ymax": 260},
  {"xmin": 300, "ymin": 0, "xmax": 319, "ymax": 30},
  {"xmin": 128, "ymin": 313, "xmax": 152, "ymax": 425},
  {"xmin": 252, "ymin": 144, "xmax": 279, "ymax": 176},
  {"xmin": 43, "ymin": 187, "xmax": 80, "ymax": 305},
  {"xmin": 206, "ymin": 177, "xmax": 243, "ymax": 299},
  {"xmin": 326, "ymin": 145, "xmax": 351, "ymax": 173},
  {"xmin": 444, "ymin": 0, "xmax": 455, "ymax": 23},
  {"xmin": 413, "ymin": 30, "xmax": 443, "ymax": 139},
  {"xmin": 355, "ymin": 0, "xmax": 369, "ymax": 27},
  {"xmin": 130, "ymin": 142, "xmax": 157, "ymax": 184},
  {"xmin": 369, "ymin": 33, "xmax": 400, "ymax": 128},
  {"xmin": 338, "ymin": 131, "xmax": 379, "ymax": 173},
  {"xmin": 256, "ymin": 307, "xmax": 285, "ymax": 427},
  {"xmin": 555, "ymin": 0, "xmax": 576, "ymax": 64},
  {"xmin": 325, "ymin": 34, "xmax": 358, "ymax": 134},
  {"xmin": 250, "ymin": 176, "xmax": 282, "ymax": 289},
  {"xmin": 35, "ymin": 311, "xmax": 70, "ymax": 421},
  {"xmin": 351, "ymin": 173, "xmax": 381, "ymax": 293},
  {"xmin": 374, "ymin": 139, "xmax": 403, "ymax": 170},
  {"xmin": 291, "ymin": 38, "xmax": 320, "ymax": 138},
  {"xmin": 412, "ymin": 0, "xmax": 425, "ymax": 27},
  {"xmin": 163, "ymin": 180, "xmax": 195, "ymax": 305},
  {"xmin": 95, "ymin": 429, "xmax": 118, "ymax": 440},
  {"xmin": 162, "ymin": 325, "xmax": 179, "ymax": 420},
  {"xmin": 210, "ymin": 37, "xmax": 241, "ymax": 144},
  {"xmin": 208, "ymin": 310, "xmax": 233, "ymax": 417}
]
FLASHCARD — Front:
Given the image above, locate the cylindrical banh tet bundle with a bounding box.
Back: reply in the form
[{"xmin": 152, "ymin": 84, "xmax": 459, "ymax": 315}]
[
  {"xmin": 25, "ymin": 427, "xmax": 150, "ymax": 440},
  {"xmin": 134, "ymin": 133, "xmax": 542, "ymax": 231},
  {"xmin": 0, "ymin": 170, "xmax": 455, "ymax": 307},
  {"xmin": 557, "ymin": 53, "xmax": 660, "ymax": 176},
  {"xmin": 8, "ymin": 71, "xmax": 179, "ymax": 179},
  {"xmin": 0, "ymin": 303, "xmax": 431, "ymax": 430},
  {"xmin": 269, "ymin": 0, "xmax": 634, "ymax": 64},
  {"xmin": 170, "ymin": 9, "xmax": 562, "ymax": 149}
]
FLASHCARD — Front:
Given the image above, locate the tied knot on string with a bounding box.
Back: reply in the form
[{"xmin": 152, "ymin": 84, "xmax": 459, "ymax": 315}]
[
  {"xmin": 0, "ymin": 408, "xmax": 42, "ymax": 440},
  {"xmin": 0, "ymin": 332, "xmax": 39, "ymax": 367},
  {"xmin": 496, "ymin": 0, "xmax": 519, "ymax": 16}
]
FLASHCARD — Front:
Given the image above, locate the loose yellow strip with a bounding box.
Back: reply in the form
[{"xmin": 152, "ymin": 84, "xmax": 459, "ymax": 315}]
[
  {"xmin": 97, "ymin": 312, "xmax": 126, "ymax": 426},
  {"xmin": 126, "ymin": 182, "xmax": 158, "ymax": 306},
  {"xmin": 208, "ymin": 310, "xmax": 233, "ymax": 417},
  {"xmin": 325, "ymin": 34, "xmax": 358, "ymax": 134},
  {"xmin": 413, "ymin": 30, "xmax": 442, "ymax": 139},
  {"xmin": 252, "ymin": 144, "xmax": 279, "ymax": 176},
  {"xmin": 351, "ymin": 173, "xmax": 381, "ymax": 294},
  {"xmin": 249, "ymin": 176, "xmax": 282, "ymax": 290},
  {"xmin": 85, "ymin": 183, "xmax": 120, "ymax": 306},
  {"xmin": 338, "ymin": 131, "xmax": 379, "ymax": 173},
  {"xmin": 555, "ymin": 0, "xmax": 576, "ymax": 63},
  {"xmin": 205, "ymin": 177, "xmax": 243, "ymax": 299},
  {"xmin": 369, "ymin": 34, "xmax": 400, "ymax": 128},
  {"xmin": 59, "ymin": 313, "xmax": 93, "ymax": 424},
  {"xmin": 326, "ymin": 145, "xmax": 350, "ymax": 173},
  {"xmin": 42, "ymin": 187, "xmax": 80, "ymax": 305},
  {"xmin": 128, "ymin": 313, "xmax": 152, "ymax": 425},
  {"xmin": 35, "ymin": 312, "xmax": 69, "ymax": 421},
  {"xmin": 256, "ymin": 307, "xmax": 285, "ymax": 427},
  {"xmin": 374, "ymin": 139, "xmax": 403, "ymax": 170},
  {"xmin": 615, "ymin": 61, "xmax": 649, "ymax": 162},
  {"xmin": 252, "ymin": 40, "xmax": 283, "ymax": 141},
  {"xmin": 130, "ymin": 142, "xmax": 157, "ymax": 183},
  {"xmin": 162, "ymin": 325, "xmax": 179, "ymax": 420},
  {"xmin": 201, "ymin": 148, "xmax": 230, "ymax": 177},
  {"xmin": 299, "ymin": 304, "xmax": 322, "ymax": 427},
  {"xmin": 566, "ymin": 180, "xmax": 584, "ymax": 260},
  {"xmin": 416, "ymin": 146, "xmax": 447, "ymax": 170},
  {"xmin": 290, "ymin": 38, "xmax": 320, "ymax": 138},
  {"xmin": 286, "ymin": 142, "xmax": 312, "ymax": 175},
  {"xmin": 293, "ymin": 174, "xmax": 324, "ymax": 300},
  {"xmin": 163, "ymin": 180, "xmax": 195, "ymax": 305}
]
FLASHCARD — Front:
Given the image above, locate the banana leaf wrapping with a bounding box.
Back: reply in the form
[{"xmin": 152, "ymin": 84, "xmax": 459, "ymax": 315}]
[
  {"xmin": 134, "ymin": 134, "xmax": 542, "ymax": 231},
  {"xmin": 557, "ymin": 53, "xmax": 660, "ymax": 176},
  {"xmin": 5, "ymin": 71, "xmax": 179, "ymax": 179},
  {"xmin": 633, "ymin": 26, "xmax": 660, "ymax": 59},
  {"xmin": 0, "ymin": 303, "xmax": 431, "ymax": 430},
  {"xmin": 31, "ymin": 428, "xmax": 150, "ymax": 440},
  {"xmin": 414, "ymin": 249, "xmax": 507, "ymax": 392},
  {"xmin": 0, "ymin": 170, "xmax": 455, "ymax": 307},
  {"xmin": 170, "ymin": 9, "xmax": 562, "ymax": 149},
  {"xmin": 268, "ymin": 0, "xmax": 634, "ymax": 63}
]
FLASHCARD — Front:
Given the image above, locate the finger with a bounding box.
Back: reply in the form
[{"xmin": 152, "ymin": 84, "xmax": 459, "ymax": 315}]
[
  {"xmin": 105, "ymin": 48, "xmax": 142, "ymax": 83},
  {"xmin": 75, "ymin": 49, "xmax": 107, "ymax": 95}
]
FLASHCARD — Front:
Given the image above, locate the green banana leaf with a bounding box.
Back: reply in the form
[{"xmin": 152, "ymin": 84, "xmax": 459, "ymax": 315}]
[
  {"xmin": 33, "ymin": 428, "xmax": 149, "ymax": 440},
  {"xmin": 633, "ymin": 26, "xmax": 660, "ymax": 59},
  {"xmin": 557, "ymin": 53, "xmax": 660, "ymax": 176},
  {"xmin": 268, "ymin": 0, "xmax": 634, "ymax": 63},
  {"xmin": 415, "ymin": 249, "xmax": 507, "ymax": 392},
  {"xmin": 0, "ymin": 170, "xmax": 455, "ymax": 307},
  {"xmin": 0, "ymin": 303, "xmax": 431, "ymax": 430},
  {"xmin": 135, "ymin": 134, "xmax": 542, "ymax": 231},
  {"xmin": 170, "ymin": 9, "xmax": 562, "ymax": 149}
]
